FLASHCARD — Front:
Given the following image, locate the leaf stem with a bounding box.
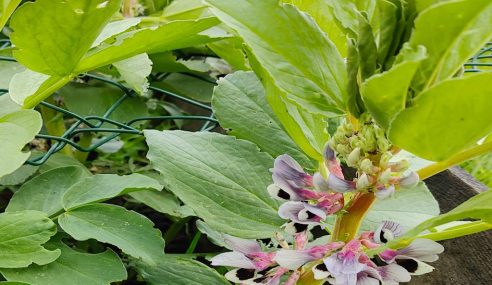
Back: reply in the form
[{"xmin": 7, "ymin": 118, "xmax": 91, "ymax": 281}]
[
  {"xmin": 418, "ymin": 140, "xmax": 492, "ymax": 180},
  {"xmin": 419, "ymin": 221, "xmax": 492, "ymax": 241},
  {"xmin": 186, "ymin": 231, "xmax": 202, "ymax": 254},
  {"xmin": 23, "ymin": 76, "xmax": 73, "ymax": 109}
]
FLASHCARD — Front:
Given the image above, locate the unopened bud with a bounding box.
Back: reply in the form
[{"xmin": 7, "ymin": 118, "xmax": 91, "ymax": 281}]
[
  {"xmin": 399, "ymin": 172, "xmax": 419, "ymax": 188},
  {"xmin": 347, "ymin": 147, "xmax": 361, "ymax": 167},
  {"xmin": 390, "ymin": 160, "xmax": 409, "ymax": 172},
  {"xmin": 356, "ymin": 173, "xmax": 371, "ymax": 189},
  {"xmin": 360, "ymin": 158, "xmax": 375, "ymax": 174},
  {"xmin": 379, "ymin": 168, "xmax": 392, "ymax": 184}
]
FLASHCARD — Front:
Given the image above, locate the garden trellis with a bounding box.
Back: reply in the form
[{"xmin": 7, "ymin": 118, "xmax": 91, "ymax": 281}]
[
  {"xmin": 0, "ymin": 40, "xmax": 218, "ymax": 166},
  {"xmin": 0, "ymin": 40, "xmax": 490, "ymax": 167}
]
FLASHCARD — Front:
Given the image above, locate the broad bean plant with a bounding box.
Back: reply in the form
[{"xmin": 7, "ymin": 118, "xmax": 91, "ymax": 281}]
[{"xmin": 0, "ymin": 0, "xmax": 491, "ymax": 285}]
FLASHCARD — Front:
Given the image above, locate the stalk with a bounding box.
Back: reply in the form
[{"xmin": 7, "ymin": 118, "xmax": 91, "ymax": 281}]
[
  {"xmin": 332, "ymin": 192, "xmax": 376, "ymax": 242},
  {"xmin": 418, "ymin": 140, "xmax": 492, "ymax": 180}
]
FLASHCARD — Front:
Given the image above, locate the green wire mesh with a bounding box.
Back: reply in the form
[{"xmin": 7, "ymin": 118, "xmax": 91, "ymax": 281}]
[
  {"xmin": 1, "ymin": 39, "xmax": 491, "ymax": 166},
  {"xmin": 0, "ymin": 39, "xmax": 218, "ymax": 166}
]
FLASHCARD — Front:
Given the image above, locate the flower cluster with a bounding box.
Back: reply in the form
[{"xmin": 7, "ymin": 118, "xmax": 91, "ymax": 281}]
[
  {"xmin": 329, "ymin": 115, "xmax": 420, "ymax": 199},
  {"xmin": 211, "ymin": 220, "xmax": 443, "ymax": 284}
]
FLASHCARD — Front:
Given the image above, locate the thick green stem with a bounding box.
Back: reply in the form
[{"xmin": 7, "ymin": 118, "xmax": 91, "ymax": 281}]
[
  {"xmin": 418, "ymin": 140, "xmax": 492, "ymax": 180},
  {"xmin": 419, "ymin": 221, "xmax": 492, "ymax": 242},
  {"xmin": 332, "ymin": 192, "xmax": 376, "ymax": 242}
]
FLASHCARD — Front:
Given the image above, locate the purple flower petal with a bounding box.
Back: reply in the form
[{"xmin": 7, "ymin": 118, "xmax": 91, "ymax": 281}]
[
  {"xmin": 278, "ymin": 201, "xmax": 325, "ymax": 224},
  {"xmin": 272, "ymin": 154, "xmax": 312, "ymax": 187},
  {"xmin": 328, "ymin": 173, "xmax": 355, "ymax": 193},
  {"xmin": 375, "ymin": 185, "xmax": 395, "ymax": 199},
  {"xmin": 275, "ymin": 249, "xmax": 317, "ymax": 270},
  {"xmin": 211, "ymin": 251, "xmax": 256, "ymax": 269},
  {"xmin": 396, "ymin": 238, "xmax": 444, "ymax": 262},
  {"xmin": 378, "ymin": 263, "xmax": 411, "ymax": 283},
  {"xmin": 223, "ymin": 234, "xmax": 262, "ymax": 254},
  {"xmin": 399, "ymin": 172, "xmax": 419, "ymax": 188}
]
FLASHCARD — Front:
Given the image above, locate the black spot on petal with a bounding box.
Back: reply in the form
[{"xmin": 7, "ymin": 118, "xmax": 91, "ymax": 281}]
[
  {"xmin": 293, "ymin": 223, "xmax": 308, "ymax": 233},
  {"xmin": 306, "ymin": 211, "xmax": 316, "ymax": 219},
  {"xmin": 396, "ymin": 259, "xmax": 419, "ymax": 273},
  {"xmin": 315, "ymin": 263, "xmax": 328, "ymax": 272},
  {"xmin": 236, "ymin": 268, "xmax": 256, "ymax": 280},
  {"xmin": 379, "ymin": 230, "xmax": 388, "ymax": 243},
  {"xmin": 371, "ymin": 255, "xmax": 388, "ymax": 267},
  {"xmin": 253, "ymin": 276, "xmax": 268, "ymax": 283},
  {"xmin": 278, "ymin": 189, "xmax": 291, "ymax": 200}
]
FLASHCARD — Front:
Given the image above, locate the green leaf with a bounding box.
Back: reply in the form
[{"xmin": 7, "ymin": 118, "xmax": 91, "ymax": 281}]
[
  {"xmin": 207, "ymin": 37, "xmax": 250, "ymax": 71},
  {"xmin": 206, "ymin": 0, "xmax": 348, "ymax": 115},
  {"xmin": 76, "ymin": 18, "xmax": 221, "ymax": 72},
  {"xmin": 162, "ymin": 0, "xmax": 210, "ymax": 21},
  {"xmin": 248, "ymin": 50, "xmax": 329, "ymax": 162},
  {"xmin": 388, "ymin": 73, "xmax": 492, "ymax": 161},
  {"xmin": 357, "ymin": 12, "xmax": 377, "ymax": 80},
  {"xmin": 195, "ymin": 220, "xmax": 226, "ymax": 248},
  {"xmin": 58, "ymin": 204, "xmax": 165, "ymax": 264},
  {"xmin": 0, "ymin": 95, "xmax": 21, "ymax": 117},
  {"xmin": 0, "ymin": 60, "xmax": 24, "ymax": 89},
  {"xmin": 10, "ymin": 0, "xmax": 122, "ymax": 75},
  {"xmin": 361, "ymin": 182, "xmax": 439, "ymax": 231},
  {"xmin": 409, "ymin": 0, "xmax": 492, "ymax": 90},
  {"xmin": 212, "ymin": 71, "xmax": 313, "ymax": 167},
  {"xmin": 92, "ymin": 18, "xmax": 141, "ymax": 48},
  {"xmin": 0, "ymin": 110, "xmax": 42, "ymax": 178},
  {"xmin": 135, "ymin": 255, "xmax": 230, "ymax": 285},
  {"xmin": 0, "ymin": 211, "xmax": 59, "ymax": 268},
  {"xmin": 283, "ymin": 0, "xmax": 348, "ymax": 57},
  {"xmin": 0, "ymin": 282, "xmax": 31, "ymax": 285},
  {"xmin": 129, "ymin": 190, "xmax": 194, "ymax": 218},
  {"xmin": 62, "ymin": 173, "xmax": 162, "ymax": 210},
  {"xmin": 38, "ymin": 153, "xmax": 86, "ymax": 173},
  {"xmin": 7, "ymin": 166, "xmax": 91, "ymax": 216},
  {"xmin": 0, "ymin": 241, "xmax": 127, "ymax": 285},
  {"xmin": 376, "ymin": 0, "xmax": 398, "ymax": 64},
  {"xmin": 145, "ymin": 130, "xmax": 283, "ymax": 238},
  {"xmin": 390, "ymin": 189, "xmax": 492, "ymax": 246},
  {"xmin": 8, "ymin": 70, "xmax": 71, "ymax": 108},
  {"xmin": 0, "ymin": 164, "xmax": 38, "ymax": 186},
  {"xmin": 361, "ymin": 45, "xmax": 427, "ymax": 129},
  {"xmin": 112, "ymin": 53, "xmax": 153, "ymax": 96},
  {"xmin": 0, "ymin": 0, "xmax": 22, "ymax": 29},
  {"xmin": 153, "ymin": 74, "xmax": 215, "ymax": 103},
  {"xmin": 59, "ymin": 82, "xmax": 149, "ymax": 127}
]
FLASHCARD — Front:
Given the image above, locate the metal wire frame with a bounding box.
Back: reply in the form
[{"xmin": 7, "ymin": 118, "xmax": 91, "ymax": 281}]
[
  {"xmin": 0, "ymin": 51, "xmax": 219, "ymax": 166},
  {"xmin": 1, "ymin": 40, "xmax": 492, "ymax": 166},
  {"xmin": 464, "ymin": 42, "xmax": 492, "ymax": 73}
]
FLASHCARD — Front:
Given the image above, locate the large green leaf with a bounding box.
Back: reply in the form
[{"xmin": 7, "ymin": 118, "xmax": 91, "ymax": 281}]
[
  {"xmin": 62, "ymin": 173, "xmax": 162, "ymax": 210},
  {"xmin": 162, "ymin": 0, "xmax": 210, "ymax": 20},
  {"xmin": 212, "ymin": 71, "xmax": 313, "ymax": 167},
  {"xmin": 389, "ymin": 73, "xmax": 492, "ymax": 161},
  {"xmin": 135, "ymin": 255, "xmax": 230, "ymax": 285},
  {"xmin": 361, "ymin": 45, "xmax": 427, "ymax": 129},
  {"xmin": 6, "ymin": 166, "xmax": 91, "ymax": 216},
  {"xmin": 283, "ymin": 0, "xmax": 348, "ymax": 56},
  {"xmin": 409, "ymin": 0, "xmax": 492, "ymax": 90},
  {"xmin": 10, "ymin": 0, "xmax": 122, "ymax": 75},
  {"xmin": 0, "ymin": 0, "xmax": 22, "ymax": 29},
  {"xmin": 0, "ymin": 241, "xmax": 127, "ymax": 285},
  {"xmin": 247, "ymin": 50, "xmax": 329, "ymax": 162},
  {"xmin": 0, "ymin": 211, "xmax": 59, "ymax": 268},
  {"xmin": 145, "ymin": 130, "xmax": 283, "ymax": 238},
  {"xmin": 205, "ymin": 0, "xmax": 348, "ymax": 115},
  {"xmin": 0, "ymin": 110, "xmax": 42, "ymax": 178},
  {"xmin": 76, "ymin": 18, "xmax": 221, "ymax": 72},
  {"xmin": 58, "ymin": 204, "xmax": 165, "ymax": 264},
  {"xmin": 361, "ymin": 182, "xmax": 439, "ymax": 231}
]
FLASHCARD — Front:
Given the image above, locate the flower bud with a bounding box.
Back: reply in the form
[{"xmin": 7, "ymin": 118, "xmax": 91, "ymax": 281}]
[
  {"xmin": 360, "ymin": 158, "xmax": 375, "ymax": 174},
  {"xmin": 347, "ymin": 147, "xmax": 361, "ymax": 167},
  {"xmin": 379, "ymin": 151, "xmax": 393, "ymax": 168},
  {"xmin": 356, "ymin": 173, "xmax": 371, "ymax": 189},
  {"xmin": 399, "ymin": 172, "xmax": 419, "ymax": 188},
  {"xmin": 390, "ymin": 160, "xmax": 409, "ymax": 172}
]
